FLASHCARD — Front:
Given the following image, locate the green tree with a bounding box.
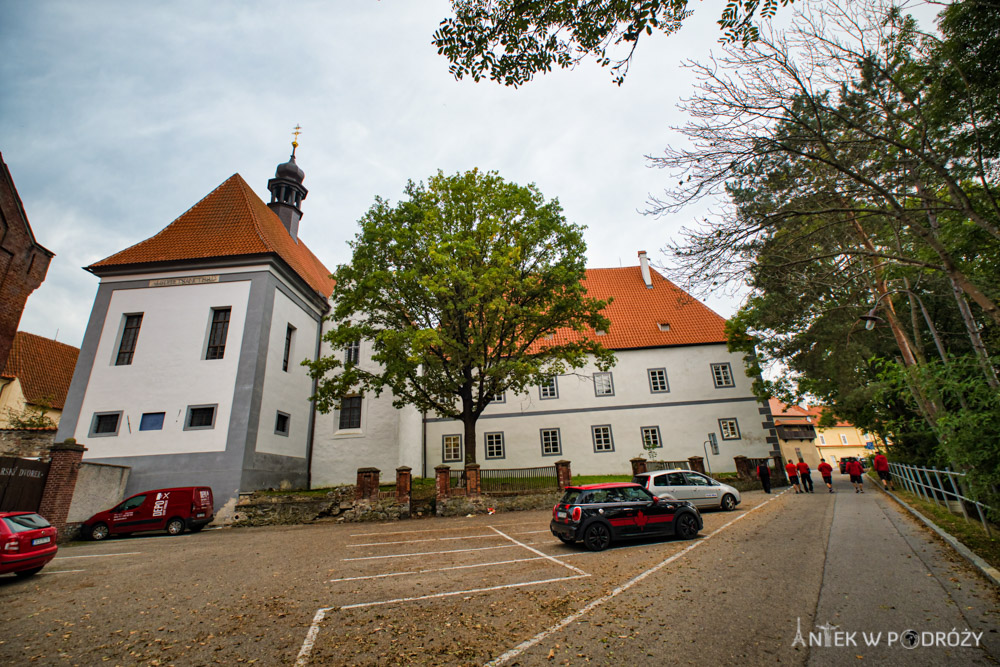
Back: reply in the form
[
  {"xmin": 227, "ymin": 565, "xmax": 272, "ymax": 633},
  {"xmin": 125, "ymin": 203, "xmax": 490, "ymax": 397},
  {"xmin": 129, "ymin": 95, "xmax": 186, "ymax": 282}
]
[
  {"xmin": 5, "ymin": 397, "xmax": 56, "ymax": 430},
  {"xmin": 306, "ymin": 170, "xmax": 614, "ymax": 464},
  {"xmin": 433, "ymin": 0, "xmax": 794, "ymax": 86}
]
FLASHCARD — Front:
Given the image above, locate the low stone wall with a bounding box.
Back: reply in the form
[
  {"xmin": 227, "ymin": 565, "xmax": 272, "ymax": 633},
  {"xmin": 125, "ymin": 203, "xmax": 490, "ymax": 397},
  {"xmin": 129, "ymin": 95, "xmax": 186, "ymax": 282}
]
[
  {"xmin": 0, "ymin": 428, "xmax": 57, "ymax": 458},
  {"xmin": 437, "ymin": 490, "xmax": 563, "ymax": 517}
]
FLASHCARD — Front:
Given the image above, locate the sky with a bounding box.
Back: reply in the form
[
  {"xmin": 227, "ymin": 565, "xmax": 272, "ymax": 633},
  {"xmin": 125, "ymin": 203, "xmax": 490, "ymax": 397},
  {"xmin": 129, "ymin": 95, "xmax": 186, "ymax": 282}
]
[{"xmin": 0, "ymin": 1, "xmax": 936, "ymax": 348}]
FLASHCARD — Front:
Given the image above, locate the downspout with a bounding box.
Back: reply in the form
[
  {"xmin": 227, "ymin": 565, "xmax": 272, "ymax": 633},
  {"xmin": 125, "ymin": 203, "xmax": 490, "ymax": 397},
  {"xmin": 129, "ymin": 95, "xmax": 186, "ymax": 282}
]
[{"xmin": 306, "ymin": 311, "xmax": 324, "ymax": 489}]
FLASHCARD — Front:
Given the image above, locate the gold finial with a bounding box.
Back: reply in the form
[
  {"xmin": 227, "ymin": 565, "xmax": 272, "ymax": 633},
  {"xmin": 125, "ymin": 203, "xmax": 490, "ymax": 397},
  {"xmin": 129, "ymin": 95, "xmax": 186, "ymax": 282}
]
[{"xmin": 291, "ymin": 124, "xmax": 302, "ymax": 151}]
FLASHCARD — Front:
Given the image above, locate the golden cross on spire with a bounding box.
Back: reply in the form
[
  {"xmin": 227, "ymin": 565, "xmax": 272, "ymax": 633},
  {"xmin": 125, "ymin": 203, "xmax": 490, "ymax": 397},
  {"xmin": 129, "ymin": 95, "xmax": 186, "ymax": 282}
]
[{"xmin": 291, "ymin": 124, "xmax": 302, "ymax": 149}]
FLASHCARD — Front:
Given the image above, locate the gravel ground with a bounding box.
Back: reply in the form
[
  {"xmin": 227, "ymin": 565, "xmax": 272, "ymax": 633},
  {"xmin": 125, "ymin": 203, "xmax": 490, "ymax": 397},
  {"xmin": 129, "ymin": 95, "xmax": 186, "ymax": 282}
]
[{"xmin": 1, "ymin": 480, "xmax": 996, "ymax": 666}]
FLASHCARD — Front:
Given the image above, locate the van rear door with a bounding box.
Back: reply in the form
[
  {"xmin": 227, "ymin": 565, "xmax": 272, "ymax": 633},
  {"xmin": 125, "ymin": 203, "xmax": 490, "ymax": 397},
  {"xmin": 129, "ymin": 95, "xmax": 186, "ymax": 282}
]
[{"xmin": 192, "ymin": 487, "xmax": 213, "ymax": 520}]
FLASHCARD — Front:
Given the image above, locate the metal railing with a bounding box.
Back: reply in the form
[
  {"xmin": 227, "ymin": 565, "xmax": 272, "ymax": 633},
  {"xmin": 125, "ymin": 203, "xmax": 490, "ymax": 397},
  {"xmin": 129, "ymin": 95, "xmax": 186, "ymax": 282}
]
[
  {"xmin": 480, "ymin": 466, "xmax": 558, "ymax": 495},
  {"xmin": 888, "ymin": 462, "xmax": 994, "ymax": 537},
  {"xmin": 646, "ymin": 460, "xmax": 690, "ymax": 472}
]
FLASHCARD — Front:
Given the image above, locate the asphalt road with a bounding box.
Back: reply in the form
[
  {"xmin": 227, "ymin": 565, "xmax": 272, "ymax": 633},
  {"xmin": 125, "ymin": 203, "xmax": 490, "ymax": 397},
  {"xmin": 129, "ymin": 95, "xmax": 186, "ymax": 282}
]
[{"xmin": 1, "ymin": 477, "xmax": 996, "ymax": 666}]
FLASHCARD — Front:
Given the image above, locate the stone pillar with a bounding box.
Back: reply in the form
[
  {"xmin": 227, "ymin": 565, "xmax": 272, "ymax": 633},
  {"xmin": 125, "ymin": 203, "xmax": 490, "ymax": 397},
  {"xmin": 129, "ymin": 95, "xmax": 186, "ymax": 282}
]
[
  {"xmin": 465, "ymin": 464, "xmax": 481, "ymax": 496},
  {"xmin": 395, "ymin": 467, "xmax": 412, "ymax": 505},
  {"xmin": 687, "ymin": 456, "xmax": 705, "ymax": 474},
  {"xmin": 555, "ymin": 460, "xmax": 572, "ymax": 490},
  {"xmin": 630, "ymin": 457, "xmax": 647, "ymax": 476},
  {"xmin": 355, "ymin": 467, "xmax": 380, "ymax": 501},
  {"xmin": 733, "ymin": 456, "xmax": 751, "ymax": 480},
  {"xmin": 435, "ymin": 465, "xmax": 451, "ymax": 502},
  {"xmin": 37, "ymin": 440, "xmax": 86, "ymax": 536},
  {"xmin": 773, "ymin": 454, "xmax": 786, "ymax": 485}
]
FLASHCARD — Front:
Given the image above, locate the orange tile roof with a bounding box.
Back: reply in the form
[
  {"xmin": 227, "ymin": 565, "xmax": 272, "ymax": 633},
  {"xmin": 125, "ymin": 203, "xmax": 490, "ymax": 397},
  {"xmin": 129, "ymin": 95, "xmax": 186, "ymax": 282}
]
[
  {"xmin": 768, "ymin": 399, "xmax": 851, "ymax": 427},
  {"xmin": 89, "ymin": 174, "xmax": 334, "ymax": 299},
  {"xmin": 2, "ymin": 332, "xmax": 79, "ymax": 410},
  {"xmin": 543, "ymin": 265, "xmax": 728, "ymax": 350}
]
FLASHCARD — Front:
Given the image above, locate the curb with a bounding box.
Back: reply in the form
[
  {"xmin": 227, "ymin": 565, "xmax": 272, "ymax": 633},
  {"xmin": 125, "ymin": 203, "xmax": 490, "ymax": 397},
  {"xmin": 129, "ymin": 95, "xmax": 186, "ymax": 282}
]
[{"xmin": 874, "ymin": 482, "xmax": 1000, "ymax": 589}]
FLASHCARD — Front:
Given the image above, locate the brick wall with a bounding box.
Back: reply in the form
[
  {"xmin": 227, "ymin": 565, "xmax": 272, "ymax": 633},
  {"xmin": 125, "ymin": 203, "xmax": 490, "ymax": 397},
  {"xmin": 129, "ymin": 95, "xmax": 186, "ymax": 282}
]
[{"xmin": 37, "ymin": 441, "xmax": 86, "ymax": 537}]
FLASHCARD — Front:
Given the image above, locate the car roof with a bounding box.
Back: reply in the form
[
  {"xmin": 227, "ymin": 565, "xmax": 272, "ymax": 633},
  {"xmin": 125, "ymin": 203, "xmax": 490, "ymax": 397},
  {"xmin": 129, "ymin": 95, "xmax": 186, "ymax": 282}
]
[
  {"xmin": 634, "ymin": 469, "xmax": 692, "ymax": 476},
  {"xmin": 0, "ymin": 511, "xmax": 41, "ymax": 518},
  {"xmin": 566, "ymin": 483, "xmax": 644, "ymax": 491}
]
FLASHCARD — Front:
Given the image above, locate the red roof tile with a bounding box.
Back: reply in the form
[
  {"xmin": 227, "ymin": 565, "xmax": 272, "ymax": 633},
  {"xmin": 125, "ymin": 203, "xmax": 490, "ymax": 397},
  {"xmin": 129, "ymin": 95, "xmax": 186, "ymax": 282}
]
[
  {"xmin": 88, "ymin": 174, "xmax": 334, "ymax": 299},
  {"xmin": 543, "ymin": 264, "xmax": 728, "ymax": 351},
  {"xmin": 2, "ymin": 332, "xmax": 79, "ymax": 410},
  {"xmin": 769, "ymin": 399, "xmax": 851, "ymax": 427}
]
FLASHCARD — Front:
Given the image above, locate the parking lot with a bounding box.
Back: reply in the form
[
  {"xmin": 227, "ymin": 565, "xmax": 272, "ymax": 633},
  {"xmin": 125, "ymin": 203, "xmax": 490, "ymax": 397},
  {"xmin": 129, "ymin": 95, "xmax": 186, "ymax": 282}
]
[{"xmin": 1, "ymin": 491, "xmax": 785, "ymax": 665}]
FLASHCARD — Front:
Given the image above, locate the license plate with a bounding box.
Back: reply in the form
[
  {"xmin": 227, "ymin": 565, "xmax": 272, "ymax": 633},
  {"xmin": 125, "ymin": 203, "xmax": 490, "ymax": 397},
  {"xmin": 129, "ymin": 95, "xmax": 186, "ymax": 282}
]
[
  {"xmin": 31, "ymin": 536, "xmax": 50, "ymax": 546},
  {"xmin": 557, "ymin": 511, "xmax": 567, "ymax": 519},
  {"xmin": 196, "ymin": 513, "xmax": 205, "ymax": 518}
]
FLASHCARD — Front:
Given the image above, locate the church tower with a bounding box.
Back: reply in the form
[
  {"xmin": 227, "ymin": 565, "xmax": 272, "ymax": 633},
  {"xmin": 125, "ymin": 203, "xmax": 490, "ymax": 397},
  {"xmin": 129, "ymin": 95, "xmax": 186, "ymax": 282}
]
[{"xmin": 267, "ymin": 126, "xmax": 308, "ymax": 241}]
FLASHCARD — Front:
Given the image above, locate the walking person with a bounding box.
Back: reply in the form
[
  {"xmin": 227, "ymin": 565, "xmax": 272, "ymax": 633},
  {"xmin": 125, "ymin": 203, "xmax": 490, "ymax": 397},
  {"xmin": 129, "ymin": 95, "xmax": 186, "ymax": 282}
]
[
  {"xmin": 872, "ymin": 450, "xmax": 894, "ymax": 491},
  {"xmin": 757, "ymin": 460, "xmax": 772, "ymax": 494},
  {"xmin": 818, "ymin": 458, "xmax": 834, "ymax": 493},
  {"xmin": 785, "ymin": 459, "xmax": 802, "ymax": 494},
  {"xmin": 797, "ymin": 458, "xmax": 814, "ymax": 493},
  {"xmin": 847, "ymin": 458, "xmax": 865, "ymax": 493}
]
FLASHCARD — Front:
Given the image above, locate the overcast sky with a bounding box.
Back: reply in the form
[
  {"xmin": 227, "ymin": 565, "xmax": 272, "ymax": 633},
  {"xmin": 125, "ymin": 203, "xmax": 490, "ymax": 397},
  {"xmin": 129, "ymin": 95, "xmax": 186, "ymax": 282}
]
[{"xmin": 0, "ymin": 1, "xmax": 935, "ymax": 348}]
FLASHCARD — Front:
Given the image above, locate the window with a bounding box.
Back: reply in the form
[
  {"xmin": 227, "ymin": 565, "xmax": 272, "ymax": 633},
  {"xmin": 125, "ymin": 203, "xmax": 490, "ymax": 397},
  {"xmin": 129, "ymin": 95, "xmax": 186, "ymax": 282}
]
[
  {"xmin": 275, "ymin": 411, "xmax": 290, "ymax": 436},
  {"xmin": 657, "ymin": 322, "xmax": 671, "ymax": 332},
  {"xmin": 443, "ymin": 434, "xmax": 462, "ymax": 462},
  {"xmin": 115, "ymin": 314, "xmax": 143, "ymax": 365},
  {"xmin": 840, "ymin": 434, "xmax": 849, "ymax": 445},
  {"xmin": 491, "ymin": 392, "xmax": 505, "ymax": 404},
  {"xmin": 345, "ymin": 339, "xmax": 360, "ymax": 365},
  {"xmin": 540, "ymin": 428, "xmax": 561, "ymax": 456},
  {"xmin": 641, "ymin": 426, "xmax": 662, "ymax": 449},
  {"xmin": 485, "ymin": 432, "xmax": 505, "ymax": 459},
  {"xmin": 666, "ymin": 472, "xmax": 687, "ymax": 486},
  {"xmin": 89, "ymin": 411, "xmax": 122, "ymax": 437},
  {"xmin": 819, "ymin": 434, "xmax": 827, "ymax": 445},
  {"xmin": 185, "ymin": 404, "xmax": 217, "ymax": 430},
  {"xmin": 685, "ymin": 472, "xmax": 711, "ymax": 486},
  {"xmin": 711, "ymin": 363, "xmax": 735, "ymax": 388},
  {"xmin": 593, "ymin": 372, "xmax": 614, "ymax": 397},
  {"xmin": 539, "ymin": 376, "xmax": 558, "ymax": 399},
  {"xmin": 794, "ymin": 447, "xmax": 802, "ymax": 459},
  {"xmin": 647, "ymin": 368, "xmax": 669, "ymax": 393},
  {"xmin": 591, "ymin": 425, "xmax": 614, "ymax": 452},
  {"xmin": 117, "ymin": 495, "xmax": 146, "ymax": 512},
  {"xmin": 139, "ymin": 412, "xmax": 164, "ymax": 431},
  {"xmin": 338, "ymin": 396, "xmax": 362, "ymax": 430},
  {"xmin": 719, "ymin": 418, "xmax": 741, "ymax": 440},
  {"xmin": 282, "ymin": 325, "xmax": 295, "ymax": 372},
  {"xmin": 205, "ymin": 308, "xmax": 231, "ymax": 360}
]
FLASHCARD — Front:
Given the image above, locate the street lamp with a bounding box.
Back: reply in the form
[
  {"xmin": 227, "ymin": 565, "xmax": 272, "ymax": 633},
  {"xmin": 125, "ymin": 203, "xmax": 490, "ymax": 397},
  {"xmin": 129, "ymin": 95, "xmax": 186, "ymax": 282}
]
[{"xmin": 861, "ymin": 289, "xmax": 948, "ymax": 364}]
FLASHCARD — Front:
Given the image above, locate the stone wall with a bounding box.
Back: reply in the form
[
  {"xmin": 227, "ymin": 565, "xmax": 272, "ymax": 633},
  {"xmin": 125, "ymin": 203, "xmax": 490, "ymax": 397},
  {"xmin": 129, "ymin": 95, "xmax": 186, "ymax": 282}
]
[
  {"xmin": 436, "ymin": 490, "xmax": 563, "ymax": 517},
  {"xmin": 67, "ymin": 462, "xmax": 130, "ymax": 523},
  {"xmin": 0, "ymin": 428, "xmax": 57, "ymax": 458}
]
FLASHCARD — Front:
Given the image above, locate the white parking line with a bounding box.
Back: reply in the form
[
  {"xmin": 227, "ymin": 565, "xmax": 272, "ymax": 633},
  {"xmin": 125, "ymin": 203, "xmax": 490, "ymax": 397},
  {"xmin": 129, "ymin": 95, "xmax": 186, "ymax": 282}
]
[
  {"xmin": 349, "ymin": 534, "xmax": 498, "ymax": 547},
  {"xmin": 485, "ymin": 490, "xmax": 790, "ymax": 666},
  {"xmin": 54, "ymin": 552, "xmax": 141, "ymax": 560},
  {"xmin": 349, "ymin": 521, "xmax": 541, "ymax": 538},
  {"xmin": 41, "ymin": 569, "xmax": 86, "ymax": 574},
  {"xmin": 342, "ymin": 544, "xmax": 516, "ymax": 561},
  {"xmin": 329, "ymin": 552, "xmax": 593, "ymax": 583},
  {"xmin": 489, "ymin": 527, "xmax": 588, "ymax": 576}
]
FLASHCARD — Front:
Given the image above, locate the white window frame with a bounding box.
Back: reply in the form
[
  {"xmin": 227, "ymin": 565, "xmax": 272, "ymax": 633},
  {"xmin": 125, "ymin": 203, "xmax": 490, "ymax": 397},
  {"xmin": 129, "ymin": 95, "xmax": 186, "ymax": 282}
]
[
  {"xmin": 641, "ymin": 426, "xmax": 662, "ymax": 449},
  {"xmin": 539, "ymin": 376, "xmax": 559, "ymax": 400},
  {"xmin": 819, "ymin": 434, "xmax": 827, "ymax": 445},
  {"xmin": 591, "ymin": 425, "xmax": 614, "ymax": 452},
  {"xmin": 647, "ymin": 368, "xmax": 669, "ymax": 393},
  {"xmin": 718, "ymin": 417, "xmax": 741, "ymax": 440},
  {"xmin": 443, "ymin": 434, "xmax": 462, "ymax": 462},
  {"xmin": 593, "ymin": 372, "xmax": 614, "ymax": 397},
  {"xmin": 540, "ymin": 428, "xmax": 562, "ymax": 456},
  {"xmin": 840, "ymin": 434, "xmax": 849, "ymax": 445},
  {"xmin": 711, "ymin": 362, "xmax": 735, "ymax": 388},
  {"xmin": 484, "ymin": 432, "xmax": 505, "ymax": 460}
]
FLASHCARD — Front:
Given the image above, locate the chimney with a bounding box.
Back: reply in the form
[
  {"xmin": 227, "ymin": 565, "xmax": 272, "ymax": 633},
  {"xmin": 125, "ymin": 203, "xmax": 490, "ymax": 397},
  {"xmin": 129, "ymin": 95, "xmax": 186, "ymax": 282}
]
[{"xmin": 638, "ymin": 250, "xmax": 653, "ymax": 289}]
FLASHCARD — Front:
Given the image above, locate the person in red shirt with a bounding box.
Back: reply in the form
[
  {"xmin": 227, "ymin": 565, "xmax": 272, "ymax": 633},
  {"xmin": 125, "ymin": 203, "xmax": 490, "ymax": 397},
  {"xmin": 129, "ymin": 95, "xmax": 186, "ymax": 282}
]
[
  {"xmin": 785, "ymin": 460, "xmax": 801, "ymax": 494},
  {"xmin": 872, "ymin": 451, "xmax": 893, "ymax": 491},
  {"xmin": 796, "ymin": 459, "xmax": 814, "ymax": 493},
  {"xmin": 817, "ymin": 459, "xmax": 834, "ymax": 493},
  {"xmin": 847, "ymin": 458, "xmax": 865, "ymax": 493}
]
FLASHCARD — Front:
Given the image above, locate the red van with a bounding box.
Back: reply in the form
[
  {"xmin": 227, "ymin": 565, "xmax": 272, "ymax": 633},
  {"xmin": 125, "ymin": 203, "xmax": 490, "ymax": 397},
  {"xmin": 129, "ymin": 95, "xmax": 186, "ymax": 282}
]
[{"xmin": 83, "ymin": 487, "xmax": 214, "ymax": 541}]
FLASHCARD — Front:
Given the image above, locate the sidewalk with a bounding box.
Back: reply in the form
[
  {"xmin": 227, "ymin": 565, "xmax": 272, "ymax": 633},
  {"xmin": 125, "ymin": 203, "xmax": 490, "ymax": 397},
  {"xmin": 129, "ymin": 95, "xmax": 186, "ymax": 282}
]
[{"xmin": 807, "ymin": 477, "xmax": 999, "ymax": 665}]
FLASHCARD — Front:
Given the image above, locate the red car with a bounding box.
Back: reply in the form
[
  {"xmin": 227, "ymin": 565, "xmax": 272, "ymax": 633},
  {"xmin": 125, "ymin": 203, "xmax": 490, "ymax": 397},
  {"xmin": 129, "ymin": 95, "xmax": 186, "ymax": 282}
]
[
  {"xmin": 1, "ymin": 512, "xmax": 59, "ymax": 578},
  {"xmin": 82, "ymin": 487, "xmax": 214, "ymax": 540}
]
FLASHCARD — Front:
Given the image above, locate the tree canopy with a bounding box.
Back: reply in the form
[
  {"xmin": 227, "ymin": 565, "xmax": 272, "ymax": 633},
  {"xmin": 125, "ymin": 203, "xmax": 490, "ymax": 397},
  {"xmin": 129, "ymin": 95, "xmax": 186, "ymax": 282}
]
[
  {"xmin": 433, "ymin": 0, "xmax": 794, "ymax": 86},
  {"xmin": 305, "ymin": 169, "xmax": 614, "ymax": 464}
]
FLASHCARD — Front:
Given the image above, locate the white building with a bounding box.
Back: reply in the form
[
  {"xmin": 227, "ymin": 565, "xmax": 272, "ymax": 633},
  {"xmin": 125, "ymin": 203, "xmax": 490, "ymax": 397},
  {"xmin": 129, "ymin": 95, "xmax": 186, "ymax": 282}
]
[{"xmin": 58, "ymin": 152, "xmax": 778, "ymax": 508}]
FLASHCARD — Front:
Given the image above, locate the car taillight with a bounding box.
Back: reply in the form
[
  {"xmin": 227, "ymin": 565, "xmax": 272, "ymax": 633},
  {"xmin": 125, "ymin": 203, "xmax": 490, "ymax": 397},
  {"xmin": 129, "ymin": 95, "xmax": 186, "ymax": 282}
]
[
  {"xmin": 3, "ymin": 538, "xmax": 19, "ymax": 553},
  {"xmin": 552, "ymin": 505, "xmax": 559, "ymax": 519},
  {"xmin": 571, "ymin": 507, "xmax": 581, "ymax": 522}
]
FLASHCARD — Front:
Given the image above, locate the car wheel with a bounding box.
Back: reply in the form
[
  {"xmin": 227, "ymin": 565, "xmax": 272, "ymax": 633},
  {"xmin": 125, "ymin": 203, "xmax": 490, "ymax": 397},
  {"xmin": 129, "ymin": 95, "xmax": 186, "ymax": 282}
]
[
  {"xmin": 721, "ymin": 494, "xmax": 737, "ymax": 511},
  {"xmin": 582, "ymin": 522, "xmax": 612, "ymax": 552},
  {"xmin": 14, "ymin": 567, "xmax": 43, "ymax": 578},
  {"xmin": 89, "ymin": 523, "xmax": 110, "ymax": 541},
  {"xmin": 166, "ymin": 518, "xmax": 185, "ymax": 536},
  {"xmin": 675, "ymin": 512, "xmax": 699, "ymax": 540}
]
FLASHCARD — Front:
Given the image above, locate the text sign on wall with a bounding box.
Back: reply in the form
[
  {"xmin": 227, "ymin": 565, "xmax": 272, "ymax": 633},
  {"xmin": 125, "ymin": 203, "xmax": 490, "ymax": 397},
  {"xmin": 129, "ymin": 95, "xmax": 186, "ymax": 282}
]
[{"xmin": 149, "ymin": 275, "xmax": 220, "ymax": 288}]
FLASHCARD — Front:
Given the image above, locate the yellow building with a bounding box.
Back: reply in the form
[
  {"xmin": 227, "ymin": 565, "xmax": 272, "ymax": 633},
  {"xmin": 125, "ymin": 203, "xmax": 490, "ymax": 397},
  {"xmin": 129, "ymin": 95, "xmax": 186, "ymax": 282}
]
[
  {"xmin": 769, "ymin": 399, "xmax": 881, "ymax": 471},
  {"xmin": 0, "ymin": 332, "xmax": 78, "ymax": 429}
]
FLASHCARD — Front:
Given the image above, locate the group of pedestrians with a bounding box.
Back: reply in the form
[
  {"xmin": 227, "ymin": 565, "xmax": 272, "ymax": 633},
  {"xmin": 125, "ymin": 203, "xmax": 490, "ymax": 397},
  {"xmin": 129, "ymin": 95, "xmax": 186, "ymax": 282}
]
[{"xmin": 756, "ymin": 451, "xmax": 895, "ymax": 495}]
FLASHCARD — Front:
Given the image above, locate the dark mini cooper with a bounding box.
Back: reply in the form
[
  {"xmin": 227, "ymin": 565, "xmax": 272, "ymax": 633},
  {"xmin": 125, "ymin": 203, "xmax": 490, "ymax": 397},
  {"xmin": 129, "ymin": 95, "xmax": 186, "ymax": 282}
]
[{"xmin": 550, "ymin": 482, "xmax": 703, "ymax": 551}]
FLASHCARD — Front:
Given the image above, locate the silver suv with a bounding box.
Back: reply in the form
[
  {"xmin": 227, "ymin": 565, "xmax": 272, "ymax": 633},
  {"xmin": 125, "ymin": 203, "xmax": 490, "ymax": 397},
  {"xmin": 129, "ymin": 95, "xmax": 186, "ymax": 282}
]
[{"xmin": 632, "ymin": 469, "xmax": 741, "ymax": 511}]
